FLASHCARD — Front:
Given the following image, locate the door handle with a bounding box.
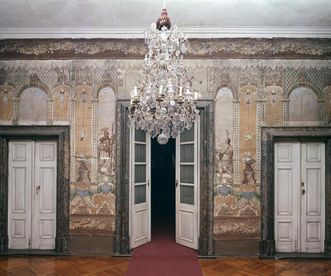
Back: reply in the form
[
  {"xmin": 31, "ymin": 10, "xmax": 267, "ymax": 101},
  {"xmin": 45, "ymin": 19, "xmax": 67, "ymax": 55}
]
[{"xmin": 302, "ymin": 189, "xmax": 305, "ymax": 196}]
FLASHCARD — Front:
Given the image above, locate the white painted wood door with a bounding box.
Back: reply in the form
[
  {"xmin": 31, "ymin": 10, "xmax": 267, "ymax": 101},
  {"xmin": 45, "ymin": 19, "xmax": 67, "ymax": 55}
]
[
  {"xmin": 274, "ymin": 142, "xmax": 325, "ymax": 253},
  {"xmin": 130, "ymin": 128, "xmax": 151, "ymax": 249},
  {"xmin": 8, "ymin": 141, "xmax": 57, "ymax": 250},
  {"xmin": 176, "ymin": 121, "xmax": 199, "ymax": 249}
]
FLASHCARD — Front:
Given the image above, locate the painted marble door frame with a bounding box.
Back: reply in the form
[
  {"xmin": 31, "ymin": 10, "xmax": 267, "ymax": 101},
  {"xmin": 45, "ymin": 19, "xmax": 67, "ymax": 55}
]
[
  {"xmin": 113, "ymin": 101, "xmax": 215, "ymax": 256},
  {"xmin": 260, "ymin": 126, "xmax": 331, "ymax": 258},
  {"xmin": 0, "ymin": 126, "xmax": 70, "ymax": 254}
]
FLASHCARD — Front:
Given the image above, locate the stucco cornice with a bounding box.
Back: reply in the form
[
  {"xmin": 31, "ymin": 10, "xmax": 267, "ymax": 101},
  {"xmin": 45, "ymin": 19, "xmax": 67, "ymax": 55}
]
[{"xmin": 0, "ymin": 38, "xmax": 330, "ymax": 60}]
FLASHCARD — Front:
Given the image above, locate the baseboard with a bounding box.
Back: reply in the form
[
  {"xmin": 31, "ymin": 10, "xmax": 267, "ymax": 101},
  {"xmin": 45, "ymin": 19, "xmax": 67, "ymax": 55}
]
[
  {"xmin": 70, "ymin": 236, "xmax": 114, "ymax": 255},
  {"xmin": 215, "ymin": 239, "xmax": 259, "ymax": 256}
]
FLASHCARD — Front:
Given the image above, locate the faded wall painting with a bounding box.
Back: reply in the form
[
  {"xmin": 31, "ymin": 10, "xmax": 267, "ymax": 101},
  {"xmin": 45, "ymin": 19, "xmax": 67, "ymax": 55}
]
[
  {"xmin": 20, "ymin": 87, "xmax": 48, "ymax": 122},
  {"xmin": 239, "ymin": 84, "xmax": 257, "ymax": 191},
  {"xmin": 97, "ymin": 87, "xmax": 116, "ymax": 230},
  {"xmin": 0, "ymin": 84, "xmax": 14, "ymax": 122},
  {"xmin": 289, "ymin": 87, "xmax": 318, "ymax": 125},
  {"xmin": 74, "ymin": 84, "xmax": 92, "ymax": 156},
  {"xmin": 53, "ymin": 85, "xmax": 70, "ymax": 122},
  {"xmin": 325, "ymin": 86, "xmax": 331, "ymax": 124},
  {"xmin": 264, "ymin": 85, "xmax": 283, "ymax": 126},
  {"xmin": 214, "ymin": 84, "xmax": 261, "ymax": 239},
  {"xmin": 214, "ymin": 88, "xmax": 234, "ymax": 216},
  {"xmin": 0, "ymin": 58, "xmax": 330, "ymax": 246},
  {"xmin": 70, "ymin": 86, "xmax": 117, "ymax": 236}
]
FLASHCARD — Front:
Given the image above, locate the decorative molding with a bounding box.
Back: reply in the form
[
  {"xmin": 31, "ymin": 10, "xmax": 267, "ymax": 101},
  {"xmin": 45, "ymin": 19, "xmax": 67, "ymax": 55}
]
[
  {"xmin": 0, "ymin": 38, "xmax": 331, "ymax": 60},
  {"xmin": 1, "ymin": 27, "xmax": 331, "ymax": 39}
]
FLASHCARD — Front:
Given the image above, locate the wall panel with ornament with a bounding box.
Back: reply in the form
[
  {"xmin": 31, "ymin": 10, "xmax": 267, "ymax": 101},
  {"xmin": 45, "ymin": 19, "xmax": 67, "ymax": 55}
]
[{"xmin": 0, "ymin": 38, "xmax": 330, "ymax": 255}]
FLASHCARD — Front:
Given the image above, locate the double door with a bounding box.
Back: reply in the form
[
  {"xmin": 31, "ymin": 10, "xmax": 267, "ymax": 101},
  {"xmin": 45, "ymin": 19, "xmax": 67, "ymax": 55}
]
[
  {"xmin": 8, "ymin": 140, "xmax": 57, "ymax": 250},
  {"xmin": 274, "ymin": 142, "xmax": 325, "ymax": 253},
  {"xmin": 130, "ymin": 123, "xmax": 199, "ymax": 250}
]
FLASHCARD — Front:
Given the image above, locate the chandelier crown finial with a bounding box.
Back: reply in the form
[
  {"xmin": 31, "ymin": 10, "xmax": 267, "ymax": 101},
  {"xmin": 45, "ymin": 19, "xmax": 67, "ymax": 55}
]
[{"xmin": 156, "ymin": 8, "xmax": 171, "ymax": 30}]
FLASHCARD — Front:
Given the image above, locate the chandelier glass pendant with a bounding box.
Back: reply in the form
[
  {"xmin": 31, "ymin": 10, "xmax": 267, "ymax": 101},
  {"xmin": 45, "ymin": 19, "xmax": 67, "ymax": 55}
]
[{"xmin": 129, "ymin": 6, "xmax": 199, "ymax": 144}]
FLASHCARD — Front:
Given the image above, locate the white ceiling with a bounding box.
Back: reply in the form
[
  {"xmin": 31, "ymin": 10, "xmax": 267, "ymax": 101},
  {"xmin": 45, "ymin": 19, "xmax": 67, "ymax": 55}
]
[{"xmin": 0, "ymin": 0, "xmax": 331, "ymax": 39}]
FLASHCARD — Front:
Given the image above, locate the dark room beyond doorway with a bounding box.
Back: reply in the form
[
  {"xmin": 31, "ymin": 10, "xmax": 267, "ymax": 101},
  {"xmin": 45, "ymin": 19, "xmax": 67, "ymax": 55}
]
[{"xmin": 151, "ymin": 137, "xmax": 176, "ymax": 238}]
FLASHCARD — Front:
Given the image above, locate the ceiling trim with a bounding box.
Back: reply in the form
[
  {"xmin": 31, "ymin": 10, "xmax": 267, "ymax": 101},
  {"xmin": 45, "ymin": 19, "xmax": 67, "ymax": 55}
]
[
  {"xmin": 1, "ymin": 38, "xmax": 330, "ymax": 60},
  {"xmin": 1, "ymin": 27, "xmax": 331, "ymax": 39}
]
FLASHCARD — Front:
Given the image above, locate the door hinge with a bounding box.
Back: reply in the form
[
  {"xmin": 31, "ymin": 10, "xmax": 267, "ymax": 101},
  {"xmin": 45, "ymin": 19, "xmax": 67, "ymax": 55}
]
[{"xmin": 28, "ymin": 238, "xmax": 31, "ymax": 250}]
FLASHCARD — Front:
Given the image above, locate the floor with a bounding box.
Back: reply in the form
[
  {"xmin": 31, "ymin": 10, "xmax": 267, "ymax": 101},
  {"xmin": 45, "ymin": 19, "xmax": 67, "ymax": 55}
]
[{"xmin": 0, "ymin": 256, "xmax": 331, "ymax": 275}]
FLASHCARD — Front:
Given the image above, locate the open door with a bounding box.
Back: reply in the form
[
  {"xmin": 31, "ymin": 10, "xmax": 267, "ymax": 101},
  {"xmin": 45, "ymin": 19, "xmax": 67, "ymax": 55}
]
[
  {"xmin": 176, "ymin": 120, "xmax": 199, "ymax": 249},
  {"xmin": 130, "ymin": 128, "xmax": 151, "ymax": 249}
]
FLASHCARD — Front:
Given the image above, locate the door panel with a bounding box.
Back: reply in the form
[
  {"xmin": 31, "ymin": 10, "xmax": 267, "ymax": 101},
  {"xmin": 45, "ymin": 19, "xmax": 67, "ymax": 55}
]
[
  {"xmin": 275, "ymin": 142, "xmax": 325, "ymax": 253},
  {"xmin": 300, "ymin": 143, "xmax": 325, "ymax": 253},
  {"xmin": 274, "ymin": 143, "xmax": 300, "ymax": 253},
  {"xmin": 8, "ymin": 141, "xmax": 33, "ymax": 249},
  {"xmin": 176, "ymin": 121, "xmax": 199, "ymax": 249},
  {"xmin": 131, "ymin": 128, "xmax": 151, "ymax": 249},
  {"xmin": 33, "ymin": 141, "xmax": 57, "ymax": 249}
]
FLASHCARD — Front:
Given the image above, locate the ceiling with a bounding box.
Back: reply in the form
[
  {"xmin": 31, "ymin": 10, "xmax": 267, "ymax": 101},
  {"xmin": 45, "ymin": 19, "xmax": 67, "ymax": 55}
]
[{"xmin": 0, "ymin": 0, "xmax": 330, "ymax": 39}]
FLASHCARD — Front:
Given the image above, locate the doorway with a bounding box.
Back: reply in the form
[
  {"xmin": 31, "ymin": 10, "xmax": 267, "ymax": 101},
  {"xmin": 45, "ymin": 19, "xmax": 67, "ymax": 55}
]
[
  {"xmin": 0, "ymin": 126, "xmax": 70, "ymax": 254},
  {"xmin": 151, "ymin": 137, "xmax": 176, "ymax": 238},
  {"xmin": 116, "ymin": 102, "xmax": 214, "ymax": 256},
  {"xmin": 8, "ymin": 140, "xmax": 57, "ymax": 250},
  {"xmin": 259, "ymin": 126, "xmax": 331, "ymax": 258},
  {"xmin": 130, "ymin": 124, "xmax": 199, "ymax": 250}
]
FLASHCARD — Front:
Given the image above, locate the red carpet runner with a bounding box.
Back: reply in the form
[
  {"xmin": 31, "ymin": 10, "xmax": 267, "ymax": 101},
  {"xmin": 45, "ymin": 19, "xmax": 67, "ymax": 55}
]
[{"xmin": 126, "ymin": 229, "xmax": 202, "ymax": 276}]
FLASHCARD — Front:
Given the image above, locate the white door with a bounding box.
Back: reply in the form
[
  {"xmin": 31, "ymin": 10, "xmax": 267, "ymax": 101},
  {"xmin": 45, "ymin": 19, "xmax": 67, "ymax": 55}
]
[
  {"xmin": 274, "ymin": 142, "xmax": 325, "ymax": 253},
  {"xmin": 130, "ymin": 128, "xmax": 151, "ymax": 248},
  {"xmin": 8, "ymin": 141, "xmax": 57, "ymax": 250},
  {"xmin": 176, "ymin": 121, "xmax": 199, "ymax": 249}
]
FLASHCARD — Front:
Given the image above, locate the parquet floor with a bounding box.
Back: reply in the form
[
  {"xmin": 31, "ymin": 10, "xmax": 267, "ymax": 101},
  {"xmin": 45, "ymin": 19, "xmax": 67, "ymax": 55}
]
[{"xmin": 0, "ymin": 256, "xmax": 330, "ymax": 276}]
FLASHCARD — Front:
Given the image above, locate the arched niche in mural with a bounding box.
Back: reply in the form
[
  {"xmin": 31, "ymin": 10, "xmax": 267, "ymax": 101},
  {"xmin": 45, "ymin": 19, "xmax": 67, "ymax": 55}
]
[
  {"xmin": 239, "ymin": 84, "xmax": 257, "ymax": 189},
  {"xmin": 0, "ymin": 84, "xmax": 15, "ymax": 122},
  {"xmin": 214, "ymin": 87, "xmax": 236, "ymax": 237},
  {"xmin": 97, "ymin": 87, "xmax": 116, "ymax": 195},
  {"xmin": 19, "ymin": 87, "xmax": 48, "ymax": 122},
  {"xmin": 53, "ymin": 85, "xmax": 70, "ymax": 122},
  {"xmin": 214, "ymin": 88, "xmax": 234, "ymax": 196},
  {"xmin": 289, "ymin": 86, "xmax": 318, "ymax": 125},
  {"xmin": 264, "ymin": 84, "xmax": 283, "ymax": 126},
  {"xmin": 96, "ymin": 86, "xmax": 116, "ymax": 232}
]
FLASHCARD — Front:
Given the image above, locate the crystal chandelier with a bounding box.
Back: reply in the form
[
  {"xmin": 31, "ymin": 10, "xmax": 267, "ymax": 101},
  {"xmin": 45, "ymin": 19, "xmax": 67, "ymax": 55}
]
[{"xmin": 129, "ymin": 6, "xmax": 199, "ymax": 144}]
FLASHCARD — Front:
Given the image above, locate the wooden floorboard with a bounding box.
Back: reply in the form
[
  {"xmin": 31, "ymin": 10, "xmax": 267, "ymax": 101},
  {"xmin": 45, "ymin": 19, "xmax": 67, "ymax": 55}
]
[{"xmin": 0, "ymin": 256, "xmax": 330, "ymax": 275}]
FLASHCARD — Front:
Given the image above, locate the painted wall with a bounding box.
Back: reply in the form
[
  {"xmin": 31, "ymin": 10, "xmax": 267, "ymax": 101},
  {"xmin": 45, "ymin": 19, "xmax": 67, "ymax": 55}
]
[{"xmin": 0, "ymin": 56, "xmax": 330, "ymax": 253}]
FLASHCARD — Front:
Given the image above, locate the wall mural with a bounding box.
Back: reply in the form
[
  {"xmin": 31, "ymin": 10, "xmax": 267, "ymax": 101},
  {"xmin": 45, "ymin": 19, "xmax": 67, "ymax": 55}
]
[
  {"xmin": 20, "ymin": 87, "xmax": 48, "ymax": 122},
  {"xmin": 214, "ymin": 84, "xmax": 261, "ymax": 239},
  {"xmin": 52, "ymin": 85, "xmax": 70, "ymax": 122},
  {"xmin": 327, "ymin": 86, "xmax": 331, "ymax": 124},
  {"xmin": 264, "ymin": 85, "xmax": 283, "ymax": 126},
  {"xmin": 70, "ymin": 86, "xmax": 117, "ymax": 236},
  {"xmin": 289, "ymin": 87, "xmax": 319, "ymax": 125},
  {"xmin": 0, "ymin": 83, "xmax": 14, "ymax": 123},
  {"xmin": 0, "ymin": 59, "xmax": 329, "ymax": 242}
]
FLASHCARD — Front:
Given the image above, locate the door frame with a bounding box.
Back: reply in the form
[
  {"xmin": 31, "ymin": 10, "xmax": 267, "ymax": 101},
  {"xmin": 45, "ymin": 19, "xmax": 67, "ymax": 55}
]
[
  {"xmin": 260, "ymin": 126, "xmax": 331, "ymax": 258},
  {"xmin": 0, "ymin": 126, "xmax": 70, "ymax": 254},
  {"xmin": 113, "ymin": 101, "xmax": 215, "ymax": 256}
]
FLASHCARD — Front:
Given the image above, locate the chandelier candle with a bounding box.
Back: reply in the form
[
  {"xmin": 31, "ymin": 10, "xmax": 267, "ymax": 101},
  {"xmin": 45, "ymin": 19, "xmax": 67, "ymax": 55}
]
[{"xmin": 129, "ymin": 7, "xmax": 199, "ymax": 143}]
